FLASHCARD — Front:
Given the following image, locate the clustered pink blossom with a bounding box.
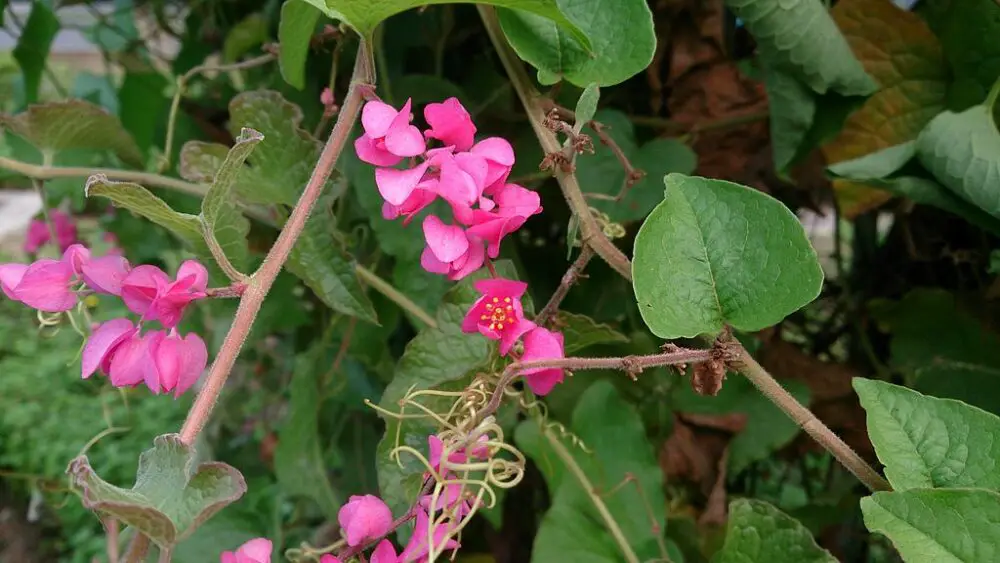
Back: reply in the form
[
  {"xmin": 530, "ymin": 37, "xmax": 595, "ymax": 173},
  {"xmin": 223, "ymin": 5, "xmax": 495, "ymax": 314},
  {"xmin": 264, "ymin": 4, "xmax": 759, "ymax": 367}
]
[
  {"xmin": 23, "ymin": 209, "xmax": 78, "ymax": 254},
  {"xmin": 355, "ymin": 97, "xmax": 541, "ymax": 280},
  {"xmin": 221, "ymin": 538, "xmax": 272, "ymax": 563},
  {"xmin": 334, "ymin": 492, "xmax": 459, "ymax": 562},
  {"xmin": 1, "ymin": 239, "xmax": 209, "ymax": 397}
]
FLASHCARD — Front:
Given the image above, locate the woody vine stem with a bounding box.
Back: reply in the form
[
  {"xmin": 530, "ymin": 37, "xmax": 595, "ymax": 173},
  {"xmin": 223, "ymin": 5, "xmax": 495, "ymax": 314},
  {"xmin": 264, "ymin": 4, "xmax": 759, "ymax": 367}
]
[{"xmin": 477, "ymin": 6, "xmax": 891, "ymax": 494}]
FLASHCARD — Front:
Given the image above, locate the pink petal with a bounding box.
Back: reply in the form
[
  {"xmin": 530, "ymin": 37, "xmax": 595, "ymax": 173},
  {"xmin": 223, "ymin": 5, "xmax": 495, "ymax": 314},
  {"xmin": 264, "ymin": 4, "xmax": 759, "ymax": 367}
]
[
  {"xmin": 339, "ymin": 495, "xmax": 393, "ymax": 547},
  {"xmin": 121, "ymin": 265, "xmax": 170, "ymax": 318},
  {"xmin": 400, "ymin": 510, "xmax": 459, "ymax": 561},
  {"xmin": 81, "ymin": 255, "xmax": 131, "ymax": 295},
  {"xmin": 14, "ymin": 259, "xmax": 76, "ymax": 312},
  {"xmin": 320, "ymin": 555, "xmax": 343, "ymax": 563},
  {"xmin": 388, "ymin": 98, "xmax": 415, "ymax": 133},
  {"xmin": 361, "ymin": 100, "xmax": 401, "ymax": 138},
  {"xmin": 151, "ymin": 292, "xmax": 201, "ymax": 329},
  {"xmin": 109, "ymin": 333, "xmax": 152, "ymax": 387},
  {"xmin": 376, "ymin": 162, "xmax": 430, "ymax": 206},
  {"xmin": 81, "ymin": 319, "xmax": 136, "ymax": 379},
  {"xmin": 236, "ymin": 538, "xmax": 273, "ymax": 563},
  {"xmin": 420, "ymin": 246, "xmax": 451, "ymax": 275},
  {"xmin": 141, "ymin": 331, "xmax": 166, "ymax": 393},
  {"xmin": 448, "ymin": 239, "xmax": 485, "ymax": 281},
  {"xmin": 499, "ymin": 317, "xmax": 536, "ymax": 356},
  {"xmin": 424, "ymin": 97, "xmax": 477, "ymax": 151},
  {"xmin": 524, "ymin": 367, "xmax": 564, "ymax": 396},
  {"xmin": 62, "ymin": 244, "xmax": 91, "ymax": 275},
  {"xmin": 423, "ymin": 216, "xmax": 469, "ymax": 263},
  {"xmin": 175, "ymin": 260, "xmax": 209, "ymax": 292},
  {"xmin": 519, "ymin": 328, "xmax": 566, "ymax": 395},
  {"xmin": 382, "ymin": 185, "xmax": 438, "ymax": 223},
  {"xmin": 220, "ymin": 553, "xmax": 238, "ymax": 563},
  {"xmin": 494, "ymin": 184, "xmax": 542, "ymax": 218},
  {"xmin": 356, "ymin": 134, "xmax": 404, "ymax": 167},
  {"xmin": 23, "ymin": 220, "xmax": 50, "ymax": 253},
  {"xmin": 470, "ymin": 137, "xmax": 515, "ymax": 189},
  {"xmin": 384, "ymin": 124, "xmax": 426, "ymax": 157},
  {"xmin": 455, "ymin": 152, "xmax": 488, "ymax": 195},
  {"xmin": 0, "ymin": 263, "xmax": 27, "ymax": 300},
  {"xmin": 165, "ymin": 332, "xmax": 208, "ymax": 397},
  {"xmin": 436, "ymin": 157, "xmax": 479, "ymax": 206},
  {"xmin": 369, "ymin": 540, "xmax": 397, "ymax": 563},
  {"xmin": 473, "ymin": 278, "xmax": 528, "ymax": 298},
  {"xmin": 461, "ymin": 297, "xmax": 488, "ymax": 334},
  {"xmin": 466, "ymin": 215, "xmax": 525, "ymax": 258},
  {"xmin": 53, "ymin": 211, "xmax": 79, "ymax": 251}
]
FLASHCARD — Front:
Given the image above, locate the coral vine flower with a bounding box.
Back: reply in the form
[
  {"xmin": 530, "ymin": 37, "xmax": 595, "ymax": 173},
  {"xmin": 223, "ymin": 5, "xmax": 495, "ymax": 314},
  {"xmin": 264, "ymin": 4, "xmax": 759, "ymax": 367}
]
[
  {"xmin": 98, "ymin": 328, "xmax": 208, "ymax": 397},
  {"xmin": 81, "ymin": 319, "xmax": 138, "ymax": 380},
  {"xmin": 220, "ymin": 538, "xmax": 272, "ymax": 563},
  {"xmin": 519, "ymin": 327, "xmax": 566, "ymax": 396},
  {"xmin": 462, "ymin": 279, "xmax": 535, "ymax": 355},
  {"xmin": 319, "ymin": 556, "xmax": 342, "ymax": 563},
  {"xmin": 81, "ymin": 255, "xmax": 131, "ymax": 296},
  {"xmin": 368, "ymin": 540, "xmax": 399, "ymax": 563},
  {"xmin": 8, "ymin": 244, "xmax": 90, "ymax": 312},
  {"xmin": 24, "ymin": 209, "xmax": 78, "ymax": 253},
  {"xmin": 356, "ymin": 98, "xmax": 426, "ymax": 166},
  {"xmin": 399, "ymin": 509, "xmax": 460, "ymax": 562},
  {"xmin": 338, "ymin": 494, "xmax": 394, "ymax": 547},
  {"xmin": 120, "ymin": 260, "xmax": 208, "ymax": 327},
  {"xmin": 424, "ymin": 97, "xmax": 476, "ymax": 151},
  {"xmin": 0, "ymin": 263, "xmax": 27, "ymax": 300}
]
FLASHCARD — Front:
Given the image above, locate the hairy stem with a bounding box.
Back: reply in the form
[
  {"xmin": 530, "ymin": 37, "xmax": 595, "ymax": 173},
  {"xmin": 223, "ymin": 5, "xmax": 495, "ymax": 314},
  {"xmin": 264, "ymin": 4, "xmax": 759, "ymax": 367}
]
[
  {"xmin": 544, "ymin": 427, "xmax": 640, "ymax": 563},
  {"xmin": 478, "ymin": 6, "xmax": 632, "ymax": 280},
  {"xmin": 728, "ymin": 341, "xmax": 891, "ymax": 492},
  {"xmin": 123, "ymin": 534, "xmax": 149, "ymax": 563},
  {"xmin": 179, "ymin": 44, "xmax": 372, "ymax": 444},
  {"xmin": 536, "ymin": 245, "xmax": 594, "ymax": 326}
]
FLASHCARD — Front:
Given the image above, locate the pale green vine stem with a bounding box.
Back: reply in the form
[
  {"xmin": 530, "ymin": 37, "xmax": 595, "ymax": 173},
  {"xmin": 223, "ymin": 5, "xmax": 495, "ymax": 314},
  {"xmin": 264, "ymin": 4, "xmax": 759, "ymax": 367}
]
[
  {"xmin": 478, "ymin": 5, "xmax": 890, "ymax": 495},
  {"xmin": 160, "ymin": 52, "xmax": 277, "ymax": 173},
  {"xmin": 543, "ymin": 426, "xmax": 642, "ymax": 563}
]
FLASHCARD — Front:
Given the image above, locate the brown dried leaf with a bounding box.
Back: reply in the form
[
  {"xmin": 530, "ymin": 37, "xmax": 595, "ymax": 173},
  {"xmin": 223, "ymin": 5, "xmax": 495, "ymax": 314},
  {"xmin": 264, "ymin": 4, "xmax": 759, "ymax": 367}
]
[{"xmin": 691, "ymin": 357, "xmax": 726, "ymax": 396}]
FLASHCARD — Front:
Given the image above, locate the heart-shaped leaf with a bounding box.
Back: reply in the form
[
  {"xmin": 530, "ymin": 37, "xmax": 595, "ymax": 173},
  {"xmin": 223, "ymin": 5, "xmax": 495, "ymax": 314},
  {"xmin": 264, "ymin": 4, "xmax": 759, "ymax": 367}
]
[
  {"xmin": 279, "ymin": 0, "xmax": 323, "ymax": 90},
  {"xmin": 67, "ymin": 434, "xmax": 246, "ymax": 550},
  {"xmin": 724, "ymin": 0, "xmax": 876, "ymax": 96},
  {"xmin": 300, "ymin": 0, "xmax": 589, "ymax": 50},
  {"xmin": 199, "ymin": 128, "xmax": 262, "ymax": 274},
  {"xmin": 1, "ymin": 100, "xmax": 144, "ymax": 167},
  {"xmin": 86, "ymin": 175, "xmax": 204, "ymax": 246},
  {"xmin": 854, "ymin": 379, "xmax": 1000, "ymax": 491},
  {"xmin": 632, "ymin": 174, "xmax": 824, "ymax": 339},
  {"xmin": 12, "ymin": 2, "xmax": 59, "ymax": 105},
  {"xmin": 861, "ymin": 488, "xmax": 1000, "ymax": 563},
  {"xmin": 712, "ymin": 499, "xmax": 836, "ymax": 563},
  {"xmin": 498, "ymin": 0, "xmax": 653, "ymax": 87},
  {"xmin": 916, "ymin": 103, "xmax": 1000, "ymax": 219}
]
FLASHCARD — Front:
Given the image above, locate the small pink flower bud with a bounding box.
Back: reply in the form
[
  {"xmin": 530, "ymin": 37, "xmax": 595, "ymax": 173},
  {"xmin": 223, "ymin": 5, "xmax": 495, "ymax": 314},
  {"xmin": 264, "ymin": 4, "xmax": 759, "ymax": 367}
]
[
  {"xmin": 220, "ymin": 538, "xmax": 272, "ymax": 563},
  {"xmin": 338, "ymin": 494, "xmax": 394, "ymax": 547},
  {"xmin": 423, "ymin": 97, "xmax": 476, "ymax": 151}
]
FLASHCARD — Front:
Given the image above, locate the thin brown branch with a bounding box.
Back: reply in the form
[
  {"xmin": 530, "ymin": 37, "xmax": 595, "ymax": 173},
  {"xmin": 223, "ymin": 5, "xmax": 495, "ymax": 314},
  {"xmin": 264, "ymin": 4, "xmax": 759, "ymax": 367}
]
[{"xmin": 536, "ymin": 245, "xmax": 594, "ymax": 326}]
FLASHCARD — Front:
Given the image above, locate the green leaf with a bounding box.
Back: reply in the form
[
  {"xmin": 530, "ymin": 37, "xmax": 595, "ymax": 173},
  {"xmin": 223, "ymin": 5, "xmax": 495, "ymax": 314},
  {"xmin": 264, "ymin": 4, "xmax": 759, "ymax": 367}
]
[
  {"xmin": 764, "ymin": 65, "xmax": 816, "ymax": 174},
  {"xmin": 374, "ymin": 266, "xmax": 518, "ymax": 522},
  {"xmin": 673, "ymin": 374, "xmax": 810, "ymax": 475},
  {"xmin": 576, "ymin": 110, "xmax": 697, "ymax": 222},
  {"xmin": 0, "ymin": 100, "xmax": 144, "ymax": 167},
  {"xmin": 199, "ymin": 128, "xmax": 262, "ymax": 273},
  {"xmin": 556, "ymin": 311, "xmax": 628, "ymax": 354},
  {"xmin": 498, "ymin": 0, "xmax": 654, "ymax": 87},
  {"xmin": 67, "ymin": 434, "xmax": 246, "ymax": 550},
  {"xmin": 572, "ymin": 83, "xmax": 600, "ymax": 134},
  {"xmin": 919, "ymin": 0, "xmax": 1000, "ymax": 111},
  {"xmin": 712, "ymin": 499, "xmax": 836, "ymax": 563},
  {"xmin": 279, "ymin": 1, "xmax": 323, "ymax": 89},
  {"xmin": 871, "ymin": 289, "xmax": 1000, "ymax": 413},
  {"xmin": 85, "ymin": 175, "xmax": 204, "ymax": 246},
  {"xmin": 275, "ymin": 335, "xmax": 342, "ymax": 521},
  {"xmin": 864, "ymin": 177, "xmax": 1000, "ymax": 236},
  {"xmin": 723, "ymin": 0, "xmax": 876, "ymax": 96},
  {"xmin": 300, "ymin": 0, "xmax": 589, "ymax": 49},
  {"xmin": 119, "ymin": 70, "xmax": 170, "ymax": 153},
  {"xmin": 179, "ymin": 142, "xmax": 229, "ymax": 184},
  {"xmin": 632, "ymin": 174, "xmax": 824, "ymax": 339},
  {"xmin": 861, "ymin": 488, "xmax": 1000, "ymax": 563},
  {"xmin": 854, "ymin": 379, "xmax": 1000, "ymax": 491},
  {"xmin": 826, "ymin": 142, "xmax": 917, "ymax": 180},
  {"xmin": 12, "ymin": 2, "xmax": 59, "ymax": 104},
  {"xmin": 517, "ymin": 381, "xmax": 665, "ymax": 562},
  {"xmin": 285, "ymin": 191, "xmax": 377, "ymax": 322},
  {"xmin": 223, "ymin": 13, "xmax": 269, "ymax": 62},
  {"xmin": 916, "ymin": 104, "xmax": 1000, "ymax": 219}
]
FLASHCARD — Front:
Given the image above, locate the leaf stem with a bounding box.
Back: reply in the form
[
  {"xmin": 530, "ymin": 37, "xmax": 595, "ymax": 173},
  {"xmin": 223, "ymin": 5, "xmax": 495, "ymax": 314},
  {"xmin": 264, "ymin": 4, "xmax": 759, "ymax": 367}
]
[
  {"xmin": 356, "ymin": 264, "xmax": 437, "ymax": 328},
  {"xmin": 536, "ymin": 245, "xmax": 594, "ymax": 326},
  {"xmin": 178, "ymin": 43, "xmax": 372, "ymax": 445},
  {"xmin": 987, "ymin": 75, "xmax": 1000, "ymax": 112},
  {"xmin": 543, "ymin": 426, "xmax": 640, "ymax": 563},
  {"xmin": 726, "ymin": 337, "xmax": 891, "ymax": 492},
  {"xmin": 478, "ymin": 6, "xmax": 632, "ymax": 280}
]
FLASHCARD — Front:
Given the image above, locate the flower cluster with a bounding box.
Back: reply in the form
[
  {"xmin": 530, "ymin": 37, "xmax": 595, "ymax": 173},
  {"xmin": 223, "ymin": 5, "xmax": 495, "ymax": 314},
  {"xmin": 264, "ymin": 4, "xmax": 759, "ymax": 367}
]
[
  {"xmin": 462, "ymin": 278, "xmax": 566, "ymax": 395},
  {"xmin": 335, "ymin": 490, "xmax": 460, "ymax": 562},
  {"xmin": 23, "ymin": 209, "xmax": 78, "ymax": 253},
  {"xmin": 0, "ymin": 244, "xmax": 209, "ymax": 397},
  {"xmin": 355, "ymin": 97, "xmax": 542, "ymax": 280}
]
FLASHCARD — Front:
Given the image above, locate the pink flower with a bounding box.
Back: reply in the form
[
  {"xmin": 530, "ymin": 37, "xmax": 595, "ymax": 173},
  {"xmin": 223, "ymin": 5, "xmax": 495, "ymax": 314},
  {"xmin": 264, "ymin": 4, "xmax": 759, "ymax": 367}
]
[
  {"xmin": 23, "ymin": 210, "xmax": 78, "ymax": 253},
  {"xmin": 355, "ymin": 99, "xmax": 425, "ymax": 166},
  {"xmin": 519, "ymin": 328, "xmax": 566, "ymax": 396},
  {"xmin": 0, "ymin": 263, "xmax": 27, "ymax": 300},
  {"xmin": 321, "ymin": 87, "xmax": 335, "ymax": 107},
  {"xmin": 462, "ymin": 278, "xmax": 535, "ymax": 355},
  {"xmin": 466, "ymin": 184, "xmax": 541, "ymax": 258},
  {"xmin": 104, "ymin": 329, "xmax": 207, "ymax": 396},
  {"xmin": 399, "ymin": 509, "xmax": 459, "ymax": 562},
  {"xmin": 120, "ymin": 260, "xmax": 208, "ymax": 327},
  {"xmin": 419, "ymin": 482, "xmax": 478, "ymax": 519},
  {"xmin": 220, "ymin": 538, "xmax": 272, "ymax": 563},
  {"xmin": 319, "ymin": 556, "xmax": 342, "ymax": 563},
  {"xmin": 81, "ymin": 319, "xmax": 137, "ymax": 379},
  {"xmin": 376, "ymin": 161, "xmax": 431, "ymax": 206},
  {"xmin": 469, "ymin": 138, "xmax": 515, "ymax": 193},
  {"xmin": 81, "ymin": 255, "xmax": 131, "ymax": 295},
  {"xmin": 382, "ymin": 183, "xmax": 438, "ymax": 224},
  {"xmin": 424, "ymin": 97, "xmax": 476, "ymax": 151},
  {"xmin": 369, "ymin": 540, "xmax": 399, "ymax": 563},
  {"xmin": 338, "ymin": 494, "xmax": 394, "ymax": 547},
  {"xmin": 420, "ymin": 217, "xmax": 485, "ymax": 280}
]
